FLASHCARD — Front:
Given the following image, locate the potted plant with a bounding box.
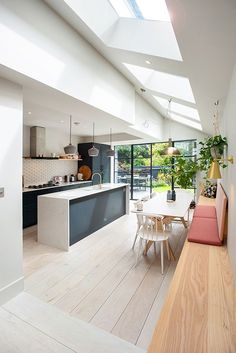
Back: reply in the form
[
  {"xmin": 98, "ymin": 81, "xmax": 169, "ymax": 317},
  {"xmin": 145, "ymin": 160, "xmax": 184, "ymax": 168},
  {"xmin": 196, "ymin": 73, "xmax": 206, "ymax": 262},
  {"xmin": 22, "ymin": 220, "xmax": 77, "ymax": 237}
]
[
  {"xmin": 160, "ymin": 156, "xmax": 198, "ymax": 201},
  {"xmin": 198, "ymin": 134, "xmax": 228, "ymax": 172},
  {"xmin": 171, "ymin": 156, "xmax": 198, "ymax": 189}
]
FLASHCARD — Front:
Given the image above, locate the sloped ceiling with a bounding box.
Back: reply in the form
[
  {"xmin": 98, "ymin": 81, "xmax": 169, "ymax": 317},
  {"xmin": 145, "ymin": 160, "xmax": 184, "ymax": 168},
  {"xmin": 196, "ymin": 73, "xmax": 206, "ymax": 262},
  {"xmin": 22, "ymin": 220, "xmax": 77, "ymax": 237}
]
[{"xmin": 45, "ymin": 0, "xmax": 236, "ymax": 134}]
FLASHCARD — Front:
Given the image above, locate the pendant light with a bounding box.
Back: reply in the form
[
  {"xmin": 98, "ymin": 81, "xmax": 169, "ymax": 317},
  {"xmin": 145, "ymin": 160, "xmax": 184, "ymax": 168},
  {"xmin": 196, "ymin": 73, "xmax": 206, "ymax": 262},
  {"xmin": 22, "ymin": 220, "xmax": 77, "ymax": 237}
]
[
  {"xmin": 88, "ymin": 122, "xmax": 99, "ymax": 157},
  {"xmin": 107, "ymin": 128, "xmax": 115, "ymax": 157},
  {"xmin": 64, "ymin": 115, "xmax": 77, "ymax": 154},
  {"xmin": 160, "ymin": 98, "xmax": 180, "ymax": 156},
  {"xmin": 207, "ymin": 160, "xmax": 222, "ymax": 179}
]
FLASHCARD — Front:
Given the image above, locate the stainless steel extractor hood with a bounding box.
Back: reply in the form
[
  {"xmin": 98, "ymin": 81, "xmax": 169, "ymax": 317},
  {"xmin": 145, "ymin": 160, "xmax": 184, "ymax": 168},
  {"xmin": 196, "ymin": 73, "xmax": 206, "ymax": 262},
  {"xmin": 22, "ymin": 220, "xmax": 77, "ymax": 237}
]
[{"xmin": 30, "ymin": 126, "xmax": 45, "ymax": 157}]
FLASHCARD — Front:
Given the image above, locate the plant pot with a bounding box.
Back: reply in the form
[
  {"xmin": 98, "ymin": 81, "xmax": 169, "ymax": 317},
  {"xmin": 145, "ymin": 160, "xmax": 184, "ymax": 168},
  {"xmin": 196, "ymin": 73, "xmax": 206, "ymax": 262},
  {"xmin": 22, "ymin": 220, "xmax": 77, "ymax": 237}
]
[{"xmin": 210, "ymin": 146, "xmax": 222, "ymax": 159}]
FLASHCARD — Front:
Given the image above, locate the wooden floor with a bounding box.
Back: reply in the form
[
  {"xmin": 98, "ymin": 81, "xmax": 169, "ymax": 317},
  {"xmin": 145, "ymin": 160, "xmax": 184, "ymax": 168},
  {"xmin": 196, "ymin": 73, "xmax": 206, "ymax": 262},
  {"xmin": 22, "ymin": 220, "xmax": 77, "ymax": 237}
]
[{"xmin": 23, "ymin": 211, "xmax": 187, "ymax": 350}]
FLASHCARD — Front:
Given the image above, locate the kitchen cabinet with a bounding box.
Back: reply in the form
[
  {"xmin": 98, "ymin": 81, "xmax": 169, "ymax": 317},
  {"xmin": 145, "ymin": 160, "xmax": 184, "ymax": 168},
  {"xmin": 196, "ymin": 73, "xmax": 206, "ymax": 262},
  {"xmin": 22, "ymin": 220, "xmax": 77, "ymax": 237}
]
[
  {"xmin": 23, "ymin": 182, "xmax": 92, "ymax": 228},
  {"xmin": 78, "ymin": 143, "xmax": 111, "ymax": 183}
]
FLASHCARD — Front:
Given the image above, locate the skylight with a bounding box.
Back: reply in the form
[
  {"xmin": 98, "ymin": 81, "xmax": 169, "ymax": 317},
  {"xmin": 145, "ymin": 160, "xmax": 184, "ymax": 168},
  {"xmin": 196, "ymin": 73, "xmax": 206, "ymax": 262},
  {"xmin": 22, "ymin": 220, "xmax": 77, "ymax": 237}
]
[
  {"xmin": 153, "ymin": 96, "xmax": 200, "ymax": 121},
  {"xmin": 124, "ymin": 63, "xmax": 196, "ymax": 103},
  {"xmin": 109, "ymin": 0, "xmax": 170, "ymax": 21}
]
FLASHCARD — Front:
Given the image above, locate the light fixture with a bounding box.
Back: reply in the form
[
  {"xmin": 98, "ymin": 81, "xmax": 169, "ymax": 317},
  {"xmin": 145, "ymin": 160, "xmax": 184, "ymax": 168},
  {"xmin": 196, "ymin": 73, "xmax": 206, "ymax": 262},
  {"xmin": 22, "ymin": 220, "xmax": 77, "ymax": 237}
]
[
  {"xmin": 207, "ymin": 156, "xmax": 234, "ymax": 179},
  {"xmin": 207, "ymin": 160, "xmax": 222, "ymax": 179},
  {"xmin": 107, "ymin": 128, "xmax": 115, "ymax": 157},
  {"xmin": 145, "ymin": 60, "xmax": 151, "ymax": 65},
  {"xmin": 160, "ymin": 98, "xmax": 180, "ymax": 156},
  {"xmin": 28, "ymin": 111, "xmax": 32, "ymax": 115},
  {"xmin": 88, "ymin": 122, "xmax": 99, "ymax": 157},
  {"xmin": 64, "ymin": 115, "xmax": 77, "ymax": 154}
]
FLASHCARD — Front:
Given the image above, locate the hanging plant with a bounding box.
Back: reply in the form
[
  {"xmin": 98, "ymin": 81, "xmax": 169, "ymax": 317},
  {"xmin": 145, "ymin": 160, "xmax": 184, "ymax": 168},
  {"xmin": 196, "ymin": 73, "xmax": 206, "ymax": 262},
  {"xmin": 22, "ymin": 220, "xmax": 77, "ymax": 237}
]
[{"xmin": 198, "ymin": 134, "xmax": 228, "ymax": 172}]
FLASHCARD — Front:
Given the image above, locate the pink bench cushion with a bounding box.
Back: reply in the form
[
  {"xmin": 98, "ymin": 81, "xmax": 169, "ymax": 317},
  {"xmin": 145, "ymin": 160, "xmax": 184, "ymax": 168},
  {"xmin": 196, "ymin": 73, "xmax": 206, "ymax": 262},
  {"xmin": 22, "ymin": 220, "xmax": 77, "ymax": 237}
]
[
  {"xmin": 188, "ymin": 217, "xmax": 222, "ymax": 246},
  {"xmin": 193, "ymin": 205, "xmax": 216, "ymax": 219},
  {"xmin": 215, "ymin": 184, "xmax": 228, "ymax": 241}
]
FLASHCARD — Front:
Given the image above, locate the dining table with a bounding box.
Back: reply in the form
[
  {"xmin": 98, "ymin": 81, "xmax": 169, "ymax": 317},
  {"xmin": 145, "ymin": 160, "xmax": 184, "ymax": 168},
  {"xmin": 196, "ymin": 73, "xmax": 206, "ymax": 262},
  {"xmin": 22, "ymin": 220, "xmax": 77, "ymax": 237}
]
[{"xmin": 132, "ymin": 190, "xmax": 194, "ymax": 255}]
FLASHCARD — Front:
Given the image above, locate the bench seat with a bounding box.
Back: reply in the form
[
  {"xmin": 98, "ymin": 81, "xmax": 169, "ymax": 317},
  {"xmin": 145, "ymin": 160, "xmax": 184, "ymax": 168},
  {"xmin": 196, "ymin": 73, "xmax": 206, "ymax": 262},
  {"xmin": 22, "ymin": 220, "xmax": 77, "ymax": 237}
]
[
  {"xmin": 187, "ymin": 217, "xmax": 222, "ymax": 246},
  {"xmin": 193, "ymin": 205, "xmax": 216, "ymax": 218}
]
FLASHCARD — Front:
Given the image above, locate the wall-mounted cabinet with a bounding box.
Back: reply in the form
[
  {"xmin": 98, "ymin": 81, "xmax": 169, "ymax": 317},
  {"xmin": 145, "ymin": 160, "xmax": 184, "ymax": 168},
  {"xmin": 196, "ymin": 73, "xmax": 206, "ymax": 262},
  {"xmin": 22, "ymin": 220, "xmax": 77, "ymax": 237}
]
[{"xmin": 78, "ymin": 143, "xmax": 111, "ymax": 183}]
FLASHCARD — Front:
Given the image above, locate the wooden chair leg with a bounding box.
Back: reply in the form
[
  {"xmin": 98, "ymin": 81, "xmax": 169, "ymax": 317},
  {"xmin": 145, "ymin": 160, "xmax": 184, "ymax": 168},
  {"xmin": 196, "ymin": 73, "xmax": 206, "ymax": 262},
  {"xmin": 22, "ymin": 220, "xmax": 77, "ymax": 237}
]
[
  {"xmin": 132, "ymin": 231, "xmax": 138, "ymax": 249},
  {"xmin": 136, "ymin": 238, "xmax": 142, "ymax": 267},
  {"xmin": 154, "ymin": 242, "xmax": 157, "ymax": 255},
  {"xmin": 168, "ymin": 241, "xmax": 176, "ymax": 261},
  {"xmin": 160, "ymin": 241, "xmax": 164, "ymax": 274},
  {"xmin": 165, "ymin": 240, "xmax": 170, "ymax": 261}
]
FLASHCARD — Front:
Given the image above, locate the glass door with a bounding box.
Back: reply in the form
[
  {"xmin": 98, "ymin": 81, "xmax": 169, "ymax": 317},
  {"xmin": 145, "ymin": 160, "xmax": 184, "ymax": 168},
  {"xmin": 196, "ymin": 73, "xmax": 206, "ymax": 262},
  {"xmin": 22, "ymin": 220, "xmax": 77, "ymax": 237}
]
[{"xmin": 132, "ymin": 144, "xmax": 151, "ymax": 200}]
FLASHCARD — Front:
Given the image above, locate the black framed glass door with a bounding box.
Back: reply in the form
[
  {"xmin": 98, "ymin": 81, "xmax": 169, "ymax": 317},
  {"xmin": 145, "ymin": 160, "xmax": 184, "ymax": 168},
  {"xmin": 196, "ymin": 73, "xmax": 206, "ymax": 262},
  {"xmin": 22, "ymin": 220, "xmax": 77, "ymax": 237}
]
[{"xmin": 114, "ymin": 140, "xmax": 196, "ymax": 200}]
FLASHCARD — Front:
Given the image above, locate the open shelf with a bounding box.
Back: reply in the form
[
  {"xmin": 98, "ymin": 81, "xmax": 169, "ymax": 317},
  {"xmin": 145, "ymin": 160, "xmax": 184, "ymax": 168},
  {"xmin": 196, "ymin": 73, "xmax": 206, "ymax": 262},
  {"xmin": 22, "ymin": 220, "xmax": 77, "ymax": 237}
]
[{"xmin": 23, "ymin": 157, "xmax": 82, "ymax": 161}]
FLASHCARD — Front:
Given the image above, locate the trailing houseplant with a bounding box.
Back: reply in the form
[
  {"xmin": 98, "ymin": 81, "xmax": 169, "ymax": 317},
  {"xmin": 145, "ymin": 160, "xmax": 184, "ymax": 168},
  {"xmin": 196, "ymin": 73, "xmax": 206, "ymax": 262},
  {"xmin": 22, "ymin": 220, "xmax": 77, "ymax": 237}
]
[{"xmin": 198, "ymin": 134, "xmax": 228, "ymax": 172}]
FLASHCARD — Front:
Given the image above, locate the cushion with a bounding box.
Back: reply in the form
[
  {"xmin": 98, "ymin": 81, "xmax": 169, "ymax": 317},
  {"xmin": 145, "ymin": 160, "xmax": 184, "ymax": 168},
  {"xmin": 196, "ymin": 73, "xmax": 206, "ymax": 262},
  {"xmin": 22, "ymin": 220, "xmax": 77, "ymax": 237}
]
[
  {"xmin": 215, "ymin": 184, "xmax": 228, "ymax": 241},
  {"xmin": 193, "ymin": 205, "xmax": 216, "ymax": 219},
  {"xmin": 201, "ymin": 182, "xmax": 217, "ymax": 198},
  {"xmin": 188, "ymin": 217, "xmax": 222, "ymax": 246}
]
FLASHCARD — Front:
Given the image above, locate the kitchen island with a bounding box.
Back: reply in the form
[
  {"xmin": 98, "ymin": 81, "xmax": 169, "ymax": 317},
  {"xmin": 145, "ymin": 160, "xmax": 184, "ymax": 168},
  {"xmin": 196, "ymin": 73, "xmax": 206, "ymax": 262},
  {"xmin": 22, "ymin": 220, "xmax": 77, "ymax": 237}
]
[{"xmin": 38, "ymin": 183, "xmax": 129, "ymax": 250}]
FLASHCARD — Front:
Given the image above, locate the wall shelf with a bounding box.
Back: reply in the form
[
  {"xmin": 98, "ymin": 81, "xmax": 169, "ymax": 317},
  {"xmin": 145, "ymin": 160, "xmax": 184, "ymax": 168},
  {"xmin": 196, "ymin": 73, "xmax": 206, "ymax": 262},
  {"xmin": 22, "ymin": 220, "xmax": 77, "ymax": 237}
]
[{"xmin": 23, "ymin": 157, "xmax": 82, "ymax": 161}]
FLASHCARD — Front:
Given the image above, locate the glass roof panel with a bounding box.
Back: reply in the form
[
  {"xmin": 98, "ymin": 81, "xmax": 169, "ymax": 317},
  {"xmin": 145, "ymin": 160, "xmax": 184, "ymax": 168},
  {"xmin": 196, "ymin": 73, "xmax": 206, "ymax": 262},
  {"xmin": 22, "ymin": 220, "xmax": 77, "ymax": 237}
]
[
  {"xmin": 109, "ymin": 0, "xmax": 135, "ymax": 18},
  {"xmin": 135, "ymin": 0, "xmax": 170, "ymax": 21},
  {"xmin": 124, "ymin": 63, "xmax": 196, "ymax": 103},
  {"xmin": 109, "ymin": 0, "xmax": 170, "ymax": 21},
  {"xmin": 153, "ymin": 96, "xmax": 200, "ymax": 120}
]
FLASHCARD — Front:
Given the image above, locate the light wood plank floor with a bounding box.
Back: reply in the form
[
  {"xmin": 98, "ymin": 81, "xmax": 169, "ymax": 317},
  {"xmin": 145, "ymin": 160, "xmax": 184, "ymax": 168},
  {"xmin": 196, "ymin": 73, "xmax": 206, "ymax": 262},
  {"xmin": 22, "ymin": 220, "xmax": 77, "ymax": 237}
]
[{"xmin": 23, "ymin": 211, "xmax": 187, "ymax": 350}]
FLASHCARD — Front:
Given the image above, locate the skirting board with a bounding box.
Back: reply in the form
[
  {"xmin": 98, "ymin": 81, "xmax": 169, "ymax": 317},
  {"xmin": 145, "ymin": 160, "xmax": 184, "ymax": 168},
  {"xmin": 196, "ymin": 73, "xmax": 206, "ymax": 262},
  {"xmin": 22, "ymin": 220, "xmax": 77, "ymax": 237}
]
[{"xmin": 0, "ymin": 277, "xmax": 24, "ymax": 305}]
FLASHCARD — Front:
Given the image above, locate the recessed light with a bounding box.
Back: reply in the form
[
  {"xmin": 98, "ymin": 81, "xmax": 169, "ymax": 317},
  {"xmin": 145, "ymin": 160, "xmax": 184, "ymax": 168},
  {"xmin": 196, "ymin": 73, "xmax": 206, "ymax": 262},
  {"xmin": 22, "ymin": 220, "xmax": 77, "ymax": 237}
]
[
  {"xmin": 60, "ymin": 120, "xmax": 64, "ymax": 123},
  {"xmin": 145, "ymin": 60, "xmax": 151, "ymax": 65},
  {"xmin": 28, "ymin": 111, "xmax": 32, "ymax": 115}
]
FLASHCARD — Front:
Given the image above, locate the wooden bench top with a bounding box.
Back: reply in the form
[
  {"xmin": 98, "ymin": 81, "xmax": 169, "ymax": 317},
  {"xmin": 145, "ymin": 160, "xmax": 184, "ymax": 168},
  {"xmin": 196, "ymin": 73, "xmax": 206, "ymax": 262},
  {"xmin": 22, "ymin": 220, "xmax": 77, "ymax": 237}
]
[{"xmin": 148, "ymin": 197, "xmax": 236, "ymax": 353}]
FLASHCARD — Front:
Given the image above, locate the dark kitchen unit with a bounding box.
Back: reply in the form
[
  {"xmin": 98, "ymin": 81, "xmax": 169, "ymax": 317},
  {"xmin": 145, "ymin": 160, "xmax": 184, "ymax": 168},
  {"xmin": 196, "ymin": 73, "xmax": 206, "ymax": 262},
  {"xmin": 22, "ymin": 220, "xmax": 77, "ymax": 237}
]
[
  {"xmin": 23, "ymin": 182, "xmax": 92, "ymax": 228},
  {"xmin": 78, "ymin": 143, "xmax": 111, "ymax": 183}
]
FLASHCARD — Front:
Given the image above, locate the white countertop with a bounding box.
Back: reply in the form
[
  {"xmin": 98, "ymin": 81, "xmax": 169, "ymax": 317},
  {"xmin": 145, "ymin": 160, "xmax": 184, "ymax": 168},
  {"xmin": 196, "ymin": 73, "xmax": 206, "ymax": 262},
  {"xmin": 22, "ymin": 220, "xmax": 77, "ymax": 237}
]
[
  {"xmin": 23, "ymin": 180, "xmax": 91, "ymax": 193},
  {"xmin": 38, "ymin": 183, "xmax": 129, "ymax": 201}
]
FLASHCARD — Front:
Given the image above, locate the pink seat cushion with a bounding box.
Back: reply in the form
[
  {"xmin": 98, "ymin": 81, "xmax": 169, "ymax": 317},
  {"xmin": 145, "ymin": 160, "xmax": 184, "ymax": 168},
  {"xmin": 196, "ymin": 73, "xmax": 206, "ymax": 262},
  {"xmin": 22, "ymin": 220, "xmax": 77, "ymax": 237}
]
[
  {"xmin": 193, "ymin": 205, "xmax": 216, "ymax": 219},
  {"xmin": 188, "ymin": 217, "xmax": 222, "ymax": 246},
  {"xmin": 215, "ymin": 184, "xmax": 228, "ymax": 241}
]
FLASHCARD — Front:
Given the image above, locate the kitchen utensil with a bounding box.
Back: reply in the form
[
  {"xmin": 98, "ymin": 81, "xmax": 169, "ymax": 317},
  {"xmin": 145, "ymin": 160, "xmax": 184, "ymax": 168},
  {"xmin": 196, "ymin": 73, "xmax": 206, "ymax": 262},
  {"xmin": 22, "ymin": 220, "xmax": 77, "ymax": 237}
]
[{"xmin": 78, "ymin": 165, "xmax": 92, "ymax": 180}]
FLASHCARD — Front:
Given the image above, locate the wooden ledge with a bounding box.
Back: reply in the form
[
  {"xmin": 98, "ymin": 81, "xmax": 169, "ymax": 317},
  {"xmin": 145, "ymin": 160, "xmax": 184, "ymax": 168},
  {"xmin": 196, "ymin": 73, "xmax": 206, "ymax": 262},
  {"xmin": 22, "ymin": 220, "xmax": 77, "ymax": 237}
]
[{"xmin": 148, "ymin": 196, "xmax": 236, "ymax": 353}]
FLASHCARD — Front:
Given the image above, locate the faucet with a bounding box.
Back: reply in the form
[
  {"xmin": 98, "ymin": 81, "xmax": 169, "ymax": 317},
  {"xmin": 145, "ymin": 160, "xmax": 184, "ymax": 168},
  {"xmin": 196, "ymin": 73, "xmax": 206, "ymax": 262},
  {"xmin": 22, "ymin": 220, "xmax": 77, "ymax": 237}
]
[{"xmin": 92, "ymin": 173, "xmax": 102, "ymax": 189}]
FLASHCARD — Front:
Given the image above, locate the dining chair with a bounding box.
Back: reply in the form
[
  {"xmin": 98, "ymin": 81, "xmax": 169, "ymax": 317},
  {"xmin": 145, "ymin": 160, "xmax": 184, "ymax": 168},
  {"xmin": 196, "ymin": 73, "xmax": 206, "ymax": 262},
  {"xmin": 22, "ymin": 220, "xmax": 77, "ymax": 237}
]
[
  {"xmin": 132, "ymin": 197, "xmax": 151, "ymax": 249},
  {"xmin": 135, "ymin": 214, "xmax": 170, "ymax": 274}
]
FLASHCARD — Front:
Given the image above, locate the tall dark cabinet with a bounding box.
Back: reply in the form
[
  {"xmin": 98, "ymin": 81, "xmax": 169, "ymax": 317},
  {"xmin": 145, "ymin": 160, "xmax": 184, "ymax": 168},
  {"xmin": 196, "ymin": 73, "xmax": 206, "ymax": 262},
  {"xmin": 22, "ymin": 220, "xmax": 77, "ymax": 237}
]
[{"xmin": 78, "ymin": 143, "xmax": 111, "ymax": 183}]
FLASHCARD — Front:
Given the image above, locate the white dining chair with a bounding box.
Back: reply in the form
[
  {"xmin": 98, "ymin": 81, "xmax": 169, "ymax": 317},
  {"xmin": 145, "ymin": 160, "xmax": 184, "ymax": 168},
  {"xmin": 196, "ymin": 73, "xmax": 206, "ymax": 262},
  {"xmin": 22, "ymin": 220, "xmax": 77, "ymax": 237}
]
[
  {"xmin": 132, "ymin": 197, "xmax": 151, "ymax": 249},
  {"xmin": 135, "ymin": 214, "xmax": 170, "ymax": 274}
]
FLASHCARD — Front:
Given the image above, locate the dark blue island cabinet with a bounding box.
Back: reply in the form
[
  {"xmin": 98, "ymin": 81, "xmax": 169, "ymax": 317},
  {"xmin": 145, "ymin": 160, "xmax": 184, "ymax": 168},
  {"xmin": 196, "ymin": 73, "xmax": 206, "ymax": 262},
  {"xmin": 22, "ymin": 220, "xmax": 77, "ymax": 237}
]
[
  {"xmin": 69, "ymin": 186, "xmax": 126, "ymax": 245},
  {"xmin": 23, "ymin": 182, "xmax": 92, "ymax": 228},
  {"xmin": 78, "ymin": 143, "xmax": 111, "ymax": 183},
  {"xmin": 37, "ymin": 184, "xmax": 129, "ymax": 251}
]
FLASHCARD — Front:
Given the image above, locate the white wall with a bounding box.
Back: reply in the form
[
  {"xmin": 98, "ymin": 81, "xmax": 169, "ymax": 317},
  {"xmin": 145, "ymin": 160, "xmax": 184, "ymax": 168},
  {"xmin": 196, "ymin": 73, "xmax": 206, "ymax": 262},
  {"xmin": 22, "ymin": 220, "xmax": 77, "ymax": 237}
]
[
  {"xmin": 0, "ymin": 0, "xmax": 135, "ymax": 124},
  {"xmin": 128, "ymin": 93, "xmax": 163, "ymax": 140},
  {"xmin": 23, "ymin": 125, "xmax": 80, "ymax": 157},
  {"xmin": 163, "ymin": 120, "xmax": 207, "ymax": 142},
  {"xmin": 0, "ymin": 78, "xmax": 23, "ymax": 304},
  {"xmin": 220, "ymin": 63, "xmax": 236, "ymax": 283}
]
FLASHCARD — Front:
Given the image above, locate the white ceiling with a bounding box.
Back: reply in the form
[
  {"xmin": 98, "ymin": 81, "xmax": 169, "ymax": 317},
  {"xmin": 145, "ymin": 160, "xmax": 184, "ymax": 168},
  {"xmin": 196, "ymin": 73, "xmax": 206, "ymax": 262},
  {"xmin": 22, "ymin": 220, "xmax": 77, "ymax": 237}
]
[
  {"xmin": 0, "ymin": 64, "xmax": 141, "ymax": 140},
  {"xmin": 44, "ymin": 0, "xmax": 236, "ymax": 134}
]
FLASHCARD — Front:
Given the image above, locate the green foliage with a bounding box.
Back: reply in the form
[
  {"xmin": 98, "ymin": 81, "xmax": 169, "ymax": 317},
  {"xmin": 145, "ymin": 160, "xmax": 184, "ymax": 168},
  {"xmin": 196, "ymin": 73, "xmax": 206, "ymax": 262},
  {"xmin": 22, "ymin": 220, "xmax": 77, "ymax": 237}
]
[
  {"xmin": 198, "ymin": 135, "xmax": 228, "ymax": 172},
  {"xmin": 172, "ymin": 156, "xmax": 198, "ymax": 189},
  {"xmin": 159, "ymin": 156, "xmax": 198, "ymax": 189}
]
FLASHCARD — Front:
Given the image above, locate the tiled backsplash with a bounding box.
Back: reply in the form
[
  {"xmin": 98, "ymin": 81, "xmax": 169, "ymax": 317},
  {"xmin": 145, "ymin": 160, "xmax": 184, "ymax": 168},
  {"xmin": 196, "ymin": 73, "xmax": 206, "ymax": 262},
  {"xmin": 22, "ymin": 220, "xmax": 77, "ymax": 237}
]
[{"xmin": 23, "ymin": 159, "xmax": 78, "ymax": 185}]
